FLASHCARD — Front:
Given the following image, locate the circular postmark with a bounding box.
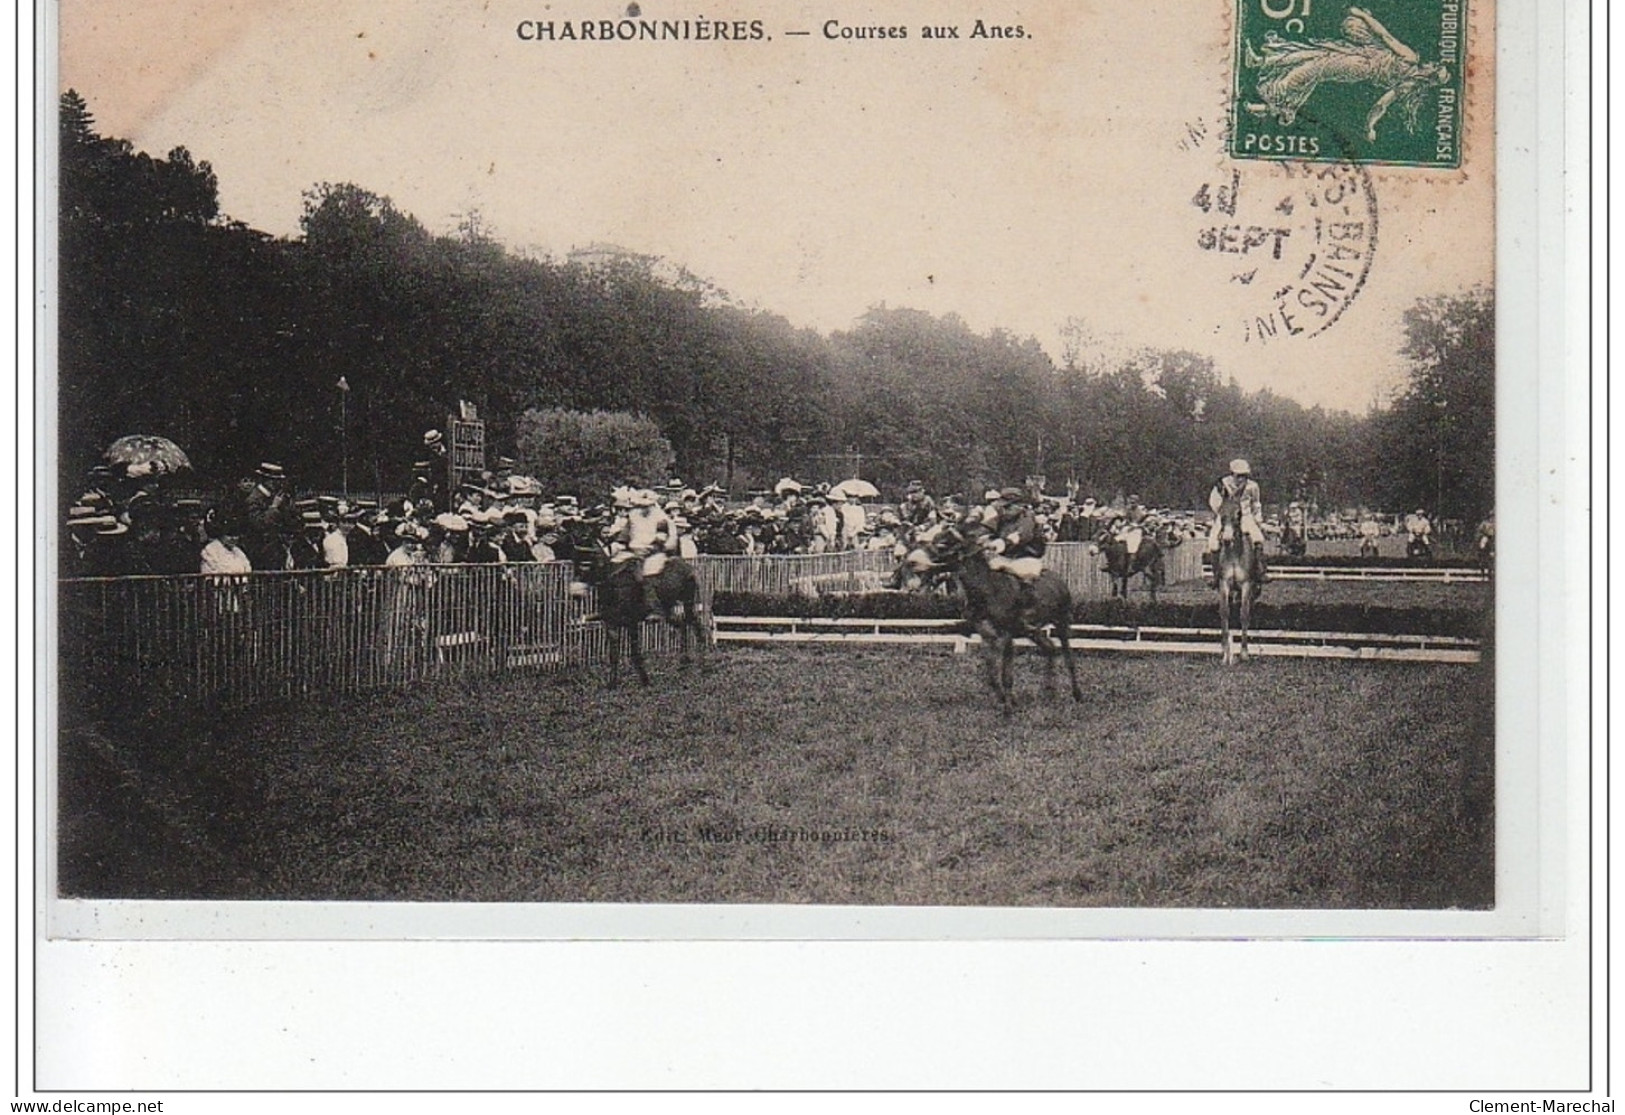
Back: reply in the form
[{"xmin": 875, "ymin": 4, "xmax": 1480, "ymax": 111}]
[{"xmin": 1184, "ymin": 121, "xmax": 1379, "ymax": 346}]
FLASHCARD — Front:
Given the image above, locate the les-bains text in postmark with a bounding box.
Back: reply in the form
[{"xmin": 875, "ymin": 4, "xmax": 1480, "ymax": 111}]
[
  {"xmin": 1230, "ymin": 1, "xmax": 1466, "ymax": 168},
  {"xmin": 1188, "ymin": 155, "xmax": 1377, "ymax": 345}
]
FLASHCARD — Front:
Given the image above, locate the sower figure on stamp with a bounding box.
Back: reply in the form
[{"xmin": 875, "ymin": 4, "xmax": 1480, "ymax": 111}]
[
  {"xmin": 1243, "ymin": 7, "xmax": 1450, "ymax": 143},
  {"xmin": 1205, "ymin": 459, "xmax": 1268, "ymax": 591}
]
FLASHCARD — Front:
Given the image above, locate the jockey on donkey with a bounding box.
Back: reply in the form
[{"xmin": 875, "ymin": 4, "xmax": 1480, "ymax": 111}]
[
  {"xmin": 895, "ymin": 487, "xmax": 1047, "ymax": 617},
  {"xmin": 981, "ymin": 487, "xmax": 1049, "ymax": 612},
  {"xmin": 571, "ymin": 486, "xmax": 704, "ymax": 686},
  {"xmin": 1095, "ymin": 495, "xmax": 1167, "ymax": 602},
  {"xmin": 1204, "ymin": 459, "xmax": 1269, "ymax": 592},
  {"xmin": 607, "ymin": 486, "xmax": 683, "ymax": 613},
  {"xmin": 903, "ymin": 513, "xmax": 1081, "ymax": 712}
]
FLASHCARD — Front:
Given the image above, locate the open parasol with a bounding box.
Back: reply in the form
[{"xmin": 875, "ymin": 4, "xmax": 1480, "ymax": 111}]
[
  {"xmin": 103, "ymin": 434, "xmax": 191, "ymax": 478},
  {"xmin": 830, "ymin": 477, "xmax": 879, "ymax": 500}
]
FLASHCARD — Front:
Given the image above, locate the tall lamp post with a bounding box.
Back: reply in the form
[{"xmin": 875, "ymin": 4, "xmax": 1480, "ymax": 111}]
[
  {"xmin": 337, "ymin": 375, "xmax": 351, "ymax": 496},
  {"xmin": 1435, "ymin": 396, "xmax": 1447, "ymax": 526}
]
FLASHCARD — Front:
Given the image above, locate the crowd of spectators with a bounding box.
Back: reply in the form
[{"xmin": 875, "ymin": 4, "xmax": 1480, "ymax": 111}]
[{"xmin": 63, "ymin": 431, "xmax": 1216, "ymax": 579}]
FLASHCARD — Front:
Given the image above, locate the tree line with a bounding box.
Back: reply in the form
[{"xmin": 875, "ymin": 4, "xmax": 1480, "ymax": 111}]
[{"xmin": 57, "ymin": 90, "xmax": 1493, "ymax": 519}]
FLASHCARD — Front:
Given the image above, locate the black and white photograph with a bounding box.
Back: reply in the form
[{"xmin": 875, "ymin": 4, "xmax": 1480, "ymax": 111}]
[{"xmin": 46, "ymin": 0, "xmax": 1514, "ymax": 922}]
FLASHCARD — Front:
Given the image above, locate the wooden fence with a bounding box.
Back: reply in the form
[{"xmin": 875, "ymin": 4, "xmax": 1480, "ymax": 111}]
[{"xmin": 57, "ymin": 542, "xmax": 1206, "ymax": 712}]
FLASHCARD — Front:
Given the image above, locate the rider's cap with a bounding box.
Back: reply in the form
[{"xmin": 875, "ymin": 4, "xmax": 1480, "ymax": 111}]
[
  {"xmin": 999, "ymin": 487, "xmax": 1026, "ymax": 502},
  {"xmin": 1229, "ymin": 459, "xmax": 1250, "ymax": 474},
  {"xmin": 984, "ymin": 488, "xmax": 1002, "ymax": 502},
  {"xmin": 1415, "ymin": 508, "xmax": 1426, "ymax": 515}
]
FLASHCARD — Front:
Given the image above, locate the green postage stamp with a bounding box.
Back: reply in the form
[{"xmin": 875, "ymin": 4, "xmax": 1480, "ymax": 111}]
[{"xmin": 1231, "ymin": 1, "xmax": 1467, "ymax": 167}]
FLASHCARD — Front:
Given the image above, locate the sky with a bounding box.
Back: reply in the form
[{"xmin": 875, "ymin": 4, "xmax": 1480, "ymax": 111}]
[{"xmin": 58, "ymin": 0, "xmax": 1495, "ymax": 413}]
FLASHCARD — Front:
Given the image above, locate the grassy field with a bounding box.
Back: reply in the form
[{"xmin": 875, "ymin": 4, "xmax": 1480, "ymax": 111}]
[{"xmin": 60, "ymin": 638, "xmax": 1493, "ymax": 909}]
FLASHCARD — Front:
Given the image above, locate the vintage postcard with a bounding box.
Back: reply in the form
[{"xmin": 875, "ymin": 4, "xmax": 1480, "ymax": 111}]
[{"xmin": 44, "ymin": 0, "xmax": 1558, "ymax": 948}]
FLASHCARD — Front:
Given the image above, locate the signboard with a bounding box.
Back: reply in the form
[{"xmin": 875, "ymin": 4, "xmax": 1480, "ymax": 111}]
[{"xmin": 448, "ymin": 415, "xmax": 486, "ymax": 490}]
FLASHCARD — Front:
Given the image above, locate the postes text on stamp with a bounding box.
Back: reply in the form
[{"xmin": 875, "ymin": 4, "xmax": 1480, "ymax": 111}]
[{"xmin": 1230, "ymin": 1, "xmax": 1466, "ymax": 168}]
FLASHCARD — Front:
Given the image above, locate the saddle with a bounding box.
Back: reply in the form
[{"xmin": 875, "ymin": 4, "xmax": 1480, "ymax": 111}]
[{"xmin": 610, "ymin": 548, "xmax": 669, "ymax": 578}]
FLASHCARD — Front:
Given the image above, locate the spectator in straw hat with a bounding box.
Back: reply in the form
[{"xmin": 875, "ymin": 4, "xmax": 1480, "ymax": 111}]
[
  {"xmin": 381, "ymin": 521, "xmax": 435, "ymax": 669},
  {"xmin": 346, "ymin": 503, "xmax": 388, "ymax": 567},
  {"xmin": 64, "ymin": 503, "xmax": 127, "ymax": 576},
  {"xmin": 319, "ymin": 501, "xmax": 353, "ymax": 569},
  {"xmin": 409, "ymin": 457, "xmax": 449, "ymax": 516},
  {"xmin": 529, "ymin": 505, "xmax": 564, "ymax": 563}
]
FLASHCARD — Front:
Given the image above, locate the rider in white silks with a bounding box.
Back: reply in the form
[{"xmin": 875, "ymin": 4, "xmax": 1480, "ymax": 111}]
[
  {"xmin": 1205, "ymin": 459, "xmax": 1269, "ymax": 587},
  {"xmin": 606, "ymin": 487, "xmax": 677, "ymax": 607},
  {"xmin": 1404, "ymin": 508, "xmax": 1433, "ymax": 551}
]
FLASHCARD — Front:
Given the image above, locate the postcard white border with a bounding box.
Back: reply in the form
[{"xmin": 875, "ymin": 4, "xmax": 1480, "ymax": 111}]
[
  {"xmin": 23, "ymin": 0, "xmax": 1600, "ymax": 1093},
  {"xmin": 38, "ymin": 0, "xmax": 1564, "ymax": 946}
]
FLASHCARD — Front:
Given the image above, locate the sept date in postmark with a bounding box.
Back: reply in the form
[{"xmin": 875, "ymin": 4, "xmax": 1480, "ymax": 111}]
[{"xmin": 1188, "ymin": 151, "xmax": 1377, "ymax": 345}]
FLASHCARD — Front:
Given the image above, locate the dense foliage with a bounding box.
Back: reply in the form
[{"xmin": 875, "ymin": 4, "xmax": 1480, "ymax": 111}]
[
  {"xmin": 514, "ymin": 408, "xmax": 674, "ymax": 496},
  {"xmin": 59, "ymin": 91, "xmax": 1492, "ymax": 519}
]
